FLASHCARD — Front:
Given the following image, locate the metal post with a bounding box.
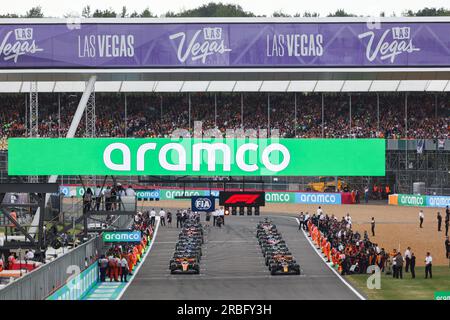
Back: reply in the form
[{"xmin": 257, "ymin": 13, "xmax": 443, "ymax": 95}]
[
  {"xmin": 321, "ymin": 93, "xmax": 324, "ymax": 138},
  {"xmin": 267, "ymin": 93, "xmax": 270, "ymax": 135},
  {"xmin": 24, "ymin": 94, "xmax": 28, "ymax": 137},
  {"xmin": 85, "ymin": 86, "xmax": 96, "ymax": 138},
  {"xmin": 29, "ymin": 81, "xmax": 38, "ymax": 137},
  {"xmin": 349, "ymin": 93, "xmax": 352, "ymax": 134},
  {"xmin": 58, "ymin": 93, "xmax": 61, "ymax": 138},
  {"xmin": 188, "ymin": 93, "xmax": 191, "ymax": 131},
  {"xmin": 377, "ymin": 93, "xmax": 380, "ymax": 133},
  {"xmin": 405, "ymin": 93, "xmax": 408, "ymax": 170},
  {"xmin": 29, "ymin": 82, "xmax": 39, "ymax": 183},
  {"xmin": 160, "ymin": 95, "xmax": 163, "ymax": 122},
  {"xmin": 124, "ymin": 93, "xmax": 127, "ymax": 137},
  {"xmin": 435, "ymin": 94, "xmax": 438, "ymax": 119},
  {"xmin": 214, "ymin": 94, "xmax": 217, "ymax": 127},
  {"xmin": 241, "ymin": 93, "xmax": 244, "ymax": 127},
  {"xmin": 294, "ymin": 93, "xmax": 297, "ymax": 137}
]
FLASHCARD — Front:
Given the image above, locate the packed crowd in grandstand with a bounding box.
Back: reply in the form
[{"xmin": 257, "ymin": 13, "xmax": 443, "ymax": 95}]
[{"xmin": 0, "ymin": 93, "xmax": 448, "ymax": 141}]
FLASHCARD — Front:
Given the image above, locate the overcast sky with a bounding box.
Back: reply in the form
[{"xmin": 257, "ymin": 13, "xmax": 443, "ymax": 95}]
[{"xmin": 1, "ymin": 0, "xmax": 449, "ymax": 17}]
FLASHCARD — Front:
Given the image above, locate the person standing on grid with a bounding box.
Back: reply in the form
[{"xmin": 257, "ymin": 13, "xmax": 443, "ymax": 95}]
[
  {"xmin": 419, "ymin": 210, "xmax": 424, "ymax": 228},
  {"xmin": 425, "ymin": 252, "xmax": 433, "ymax": 279},
  {"xmin": 159, "ymin": 208, "xmax": 166, "ymax": 227}
]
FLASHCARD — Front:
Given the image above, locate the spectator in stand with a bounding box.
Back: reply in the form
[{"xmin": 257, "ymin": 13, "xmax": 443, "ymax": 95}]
[
  {"xmin": 95, "ymin": 185, "xmax": 103, "ymax": 211},
  {"xmin": 364, "ymin": 186, "xmax": 369, "ymax": 204},
  {"xmin": 83, "ymin": 188, "xmax": 93, "ymax": 213},
  {"xmin": 125, "ymin": 185, "xmax": 136, "ymax": 197},
  {"xmin": 104, "ymin": 186, "xmax": 112, "ymax": 211}
]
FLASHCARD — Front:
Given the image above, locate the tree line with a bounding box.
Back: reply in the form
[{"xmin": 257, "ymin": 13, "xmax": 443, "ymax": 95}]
[{"xmin": 1, "ymin": 2, "xmax": 449, "ymax": 18}]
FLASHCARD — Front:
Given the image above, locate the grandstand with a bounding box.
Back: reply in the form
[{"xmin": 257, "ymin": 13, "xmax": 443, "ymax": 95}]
[{"xmin": 0, "ymin": 11, "xmax": 448, "ymax": 302}]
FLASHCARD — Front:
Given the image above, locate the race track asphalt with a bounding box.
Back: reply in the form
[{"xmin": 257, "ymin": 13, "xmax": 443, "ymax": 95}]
[{"xmin": 121, "ymin": 214, "xmax": 361, "ymax": 300}]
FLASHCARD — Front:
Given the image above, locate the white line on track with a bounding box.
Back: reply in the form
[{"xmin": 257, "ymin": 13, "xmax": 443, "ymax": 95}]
[
  {"xmin": 116, "ymin": 216, "xmax": 161, "ymax": 300},
  {"xmin": 293, "ymin": 217, "xmax": 366, "ymax": 300}
]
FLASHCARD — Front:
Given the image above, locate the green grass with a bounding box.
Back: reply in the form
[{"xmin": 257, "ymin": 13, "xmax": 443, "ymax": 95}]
[{"xmin": 347, "ymin": 266, "xmax": 450, "ymax": 300}]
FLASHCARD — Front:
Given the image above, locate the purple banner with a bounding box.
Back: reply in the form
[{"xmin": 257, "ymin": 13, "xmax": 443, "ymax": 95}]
[{"xmin": 0, "ymin": 22, "xmax": 449, "ymax": 68}]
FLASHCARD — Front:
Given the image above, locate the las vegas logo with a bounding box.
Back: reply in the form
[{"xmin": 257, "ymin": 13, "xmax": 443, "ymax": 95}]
[
  {"xmin": 358, "ymin": 27, "xmax": 420, "ymax": 63},
  {"xmin": 169, "ymin": 27, "xmax": 231, "ymax": 64},
  {"xmin": 0, "ymin": 28, "xmax": 43, "ymax": 63}
]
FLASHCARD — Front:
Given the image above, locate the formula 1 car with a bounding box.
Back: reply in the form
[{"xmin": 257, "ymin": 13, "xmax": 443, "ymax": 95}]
[
  {"xmin": 269, "ymin": 258, "xmax": 301, "ymax": 275},
  {"xmin": 170, "ymin": 257, "xmax": 200, "ymax": 274}
]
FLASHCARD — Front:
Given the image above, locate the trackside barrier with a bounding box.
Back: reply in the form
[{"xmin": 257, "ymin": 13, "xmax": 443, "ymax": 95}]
[
  {"xmin": 0, "ymin": 236, "xmax": 102, "ymax": 300},
  {"xmin": 46, "ymin": 263, "xmax": 98, "ymax": 300},
  {"xmin": 389, "ymin": 193, "xmax": 450, "ymax": 207}
]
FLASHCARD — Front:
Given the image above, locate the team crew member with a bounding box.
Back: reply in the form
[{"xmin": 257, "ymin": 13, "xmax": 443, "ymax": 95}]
[
  {"xmin": 120, "ymin": 256, "xmax": 129, "ymax": 282},
  {"xmin": 150, "ymin": 208, "xmax": 156, "ymax": 227},
  {"xmin": 419, "ymin": 210, "xmax": 424, "ymax": 228},
  {"xmin": 159, "ymin": 208, "xmax": 166, "ymax": 226},
  {"xmin": 410, "ymin": 252, "xmax": 416, "ymax": 279},
  {"xmin": 219, "ymin": 206, "xmax": 225, "ymax": 225},
  {"xmin": 437, "ymin": 212, "xmax": 442, "ymax": 232},
  {"xmin": 445, "ymin": 237, "xmax": 449, "ymax": 259},
  {"xmin": 371, "ymin": 217, "xmax": 376, "ymax": 237},
  {"xmin": 98, "ymin": 255, "xmax": 108, "ymax": 282},
  {"xmin": 425, "ymin": 252, "xmax": 433, "ymax": 279},
  {"xmin": 404, "ymin": 247, "xmax": 411, "ymax": 273},
  {"xmin": 176, "ymin": 210, "xmax": 182, "ymax": 228},
  {"xmin": 298, "ymin": 212, "xmax": 305, "ymax": 231},
  {"xmin": 167, "ymin": 211, "xmax": 172, "ymax": 227},
  {"xmin": 213, "ymin": 209, "xmax": 219, "ymax": 226}
]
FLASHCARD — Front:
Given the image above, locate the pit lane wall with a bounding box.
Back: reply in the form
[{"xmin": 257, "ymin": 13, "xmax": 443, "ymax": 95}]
[
  {"xmin": 389, "ymin": 194, "xmax": 450, "ymax": 208},
  {"xmin": 46, "ymin": 263, "xmax": 98, "ymax": 300},
  {"xmin": 60, "ymin": 185, "xmax": 347, "ymax": 205}
]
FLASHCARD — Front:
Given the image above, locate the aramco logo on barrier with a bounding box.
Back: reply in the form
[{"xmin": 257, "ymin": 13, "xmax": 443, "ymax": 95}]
[
  {"xmin": 399, "ymin": 194, "xmax": 426, "ymax": 206},
  {"xmin": 102, "ymin": 231, "xmax": 141, "ymax": 243}
]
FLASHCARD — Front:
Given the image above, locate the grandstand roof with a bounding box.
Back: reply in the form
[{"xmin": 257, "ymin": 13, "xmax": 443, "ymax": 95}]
[
  {"xmin": 1, "ymin": 80, "xmax": 449, "ymax": 93},
  {"xmin": 0, "ymin": 17, "xmax": 449, "ymax": 92}
]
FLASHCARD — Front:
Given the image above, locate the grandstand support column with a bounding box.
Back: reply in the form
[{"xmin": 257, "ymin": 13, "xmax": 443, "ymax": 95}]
[
  {"xmin": 377, "ymin": 93, "xmax": 380, "ymax": 133},
  {"xmin": 124, "ymin": 93, "xmax": 127, "ymax": 137},
  {"xmin": 349, "ymin": 93, "xmax": 352, "ymax": 133},
  {"xmin": 85, "ymin": 85, "xmax": 96, "ymax": 138},
  {"xmin": 405, "ymin": 93, "xmax": 408, "ymax": 170},
  {"xmin": 58, "ymin": 93, "xmax": 61, "ymax": 137},
  {"xmin": 29, "ymin": 82, "xmax": 39, "ymax": 183},
  {"xmin": 267, "ymin": 93, "xmax": 270, "ymax": 135},
  {"xmin": 321, "ymin": 94, "xmax": 324, "ymax": 138},
  {"xmin": 294, "ymin": 93, "xmax": 297, "ymax": 137},
  {"xmin": 214, "ymin": 94, "xmax": 217, "ymax": 127},
  {"xmin": 241, "ymin": 93, "xmax": 244, "ymax": 127},
  {"xmin": 29, "ymin": 76, "xmax": 97, "ymax": 241},
  {"xmin": 24, "ymin": 94, "xmax": 28, "ymax": 137},
  {"xmin": 188, "ymin": 93, "xmax": 191, "ymax": 131},
  {"xmin": 160, "ymin": 95, "xmax": 163, "ymax": 122},
  {"xmin": 29, "ymin": 81, "xmax": 38, "ymax": 137}
]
